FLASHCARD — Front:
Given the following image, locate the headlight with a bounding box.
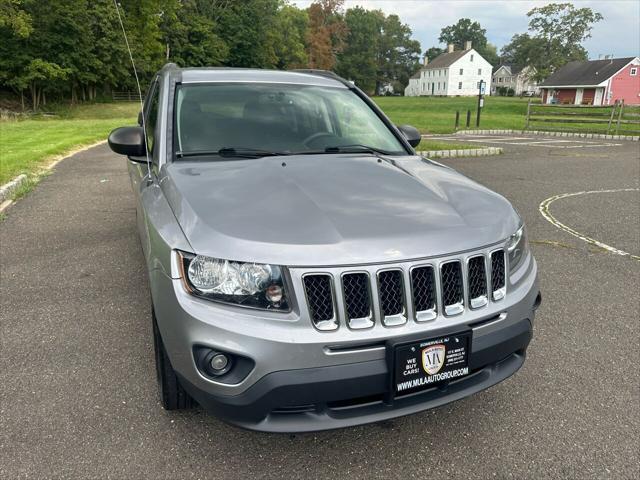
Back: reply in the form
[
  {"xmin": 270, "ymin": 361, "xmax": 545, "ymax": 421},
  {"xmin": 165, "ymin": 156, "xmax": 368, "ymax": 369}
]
[
  {"xmin": 178, "ymin": 252, "xmax": 289, "ymax": 311},
  {"xmin": 506, "ymin": 225, "xmax": 528, "ymax": 274}
]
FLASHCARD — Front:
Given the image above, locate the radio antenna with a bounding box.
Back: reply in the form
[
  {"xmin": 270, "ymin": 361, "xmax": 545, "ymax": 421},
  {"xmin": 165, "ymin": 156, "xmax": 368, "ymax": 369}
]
[{"xmin": 112, "ymin": 0, "xmax": 151, "ymax": 175}]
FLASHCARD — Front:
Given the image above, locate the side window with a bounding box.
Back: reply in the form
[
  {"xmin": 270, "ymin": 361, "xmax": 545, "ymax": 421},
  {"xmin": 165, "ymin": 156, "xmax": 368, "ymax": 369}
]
[{"xmin": 144, "ymin": 81, "xmax": 160, "ymax": 156}]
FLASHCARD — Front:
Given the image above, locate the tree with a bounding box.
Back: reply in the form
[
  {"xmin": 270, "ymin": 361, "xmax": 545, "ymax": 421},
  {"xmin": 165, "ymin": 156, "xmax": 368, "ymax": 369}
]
[
  {"xmin": 500, "ymin": 33, "xmax": 548, "ymax": 74},
  {"xmin": 271, "ymin": 3, "xmax": 309, "ymax": 69},
  {"xmin": 501, "ymin": 2, "xmax": 603, "ymax": 80},
  {"xmin": 437, "ymin": 18, "xmax": 498, "ymax": 65},
  {"xmin": 439, "ymin": 18, "xmax": 487, "ymax": 52},
  {"xmin": 528, "ymin": 2, "xmax": 603, "ymax": 50},
  {"xmin": 376, "ymin": 14, "xmax": 421, "ymax": 94},
  {"xmin": 306, "ymin": 0, "xmax": 347, "ymax": 69},
  {"xmin": 335, "ymin": 8, "xmax": 420, "ymax": 94},
  {"xmin": 0, "ymin": 0, "xmax": 31, "ymax": 37},
  {"xmin": 161, "ymin": 0, "xmax": 229, "ymax": 68},
  {"xmin": 214, "ymin": 0, "xmax": 284, "ymax": 68},
  {"xmin": 335, "ymin": 6, "xmax": 382, "ymax": 92},
  {"xmin": 21, "ymin": 59, "xmax": 70, "ymax": 110},
  {"xmin": 424, "ymin": 46, "xmax": 443, "ymax": 63}
]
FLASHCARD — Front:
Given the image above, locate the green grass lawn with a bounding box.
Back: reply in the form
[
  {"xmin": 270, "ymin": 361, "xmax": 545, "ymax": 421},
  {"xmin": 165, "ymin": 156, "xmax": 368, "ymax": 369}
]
[
  {"xmin": 374, "ymin": 96, "xmax": 533, "ymax": 134},
  {"xmin": 0, "ymin": 102, "xmax": 138, "ymax": 185},
  {"xmin": 374, "ymin": 96, "xmax": 640, "ymax": 136},
  {"xmin": 418, "ymin": 140, "xmax": 478, "ymax": 151}
]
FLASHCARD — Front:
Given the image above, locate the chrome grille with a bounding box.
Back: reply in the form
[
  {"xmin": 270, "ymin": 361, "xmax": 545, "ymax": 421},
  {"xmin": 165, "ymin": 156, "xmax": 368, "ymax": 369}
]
[
  {"xmin": 377, "ymin": 270, "xmax": 406, "ymax": 326},
  {"xmin": 342, "ymin": 273, "xmax": 373, "ymax": 329},
  {"xmin": 411, "ymin": 266, "xmax": 436, "ymax": 322},
  {"xmin": 467, "ymin": 256, "xmax": 488, "ymax": 309},
  {"xmin": 491, "ymin": 250, "xmax": 506, "ymax": 300},
  {"xmin": 441, "ymin": 261, "xmax": 464, "ymax": 316},
  {"xmin": 303, "ymin": 274, "xmax": 337, "ymax": 331},
  {"xmin": 300, "ymin": 247, "xmax": 508, "ymax": 331}
]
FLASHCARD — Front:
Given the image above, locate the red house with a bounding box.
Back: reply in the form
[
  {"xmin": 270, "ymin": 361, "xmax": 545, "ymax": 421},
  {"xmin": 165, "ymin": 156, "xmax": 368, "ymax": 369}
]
[{"xmin": 539, "ymin": 56, "xmax": 640, "ymax": 105}]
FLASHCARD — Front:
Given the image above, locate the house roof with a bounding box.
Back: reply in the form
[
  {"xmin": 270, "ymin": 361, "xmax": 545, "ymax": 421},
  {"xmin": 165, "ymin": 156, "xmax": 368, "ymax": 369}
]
[
  {"xmin": 423, "ymin": 50, "xmax": 469, "ymax": 69},
  {"xmin": 410, "ymin": 70, "xmax": 421, "ymax": 80},
  {"xmin": 540, "ymin": 57, "xmax": 635, "ymax": 87},
  {"xmin": 493, "ymin": 64, "xmax": 525, "ymax": 76}
]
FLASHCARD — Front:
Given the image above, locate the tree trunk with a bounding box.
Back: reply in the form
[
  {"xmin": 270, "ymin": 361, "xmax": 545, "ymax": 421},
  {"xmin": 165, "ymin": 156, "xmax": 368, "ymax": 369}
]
[
  {"xmin": 30, "ymin": 83, "xmax": 37, "ymax": 110},
  {"xmin": 42, "ymin": 90, "xmax": 46, "ymax": 106},
  {"xmin": 20, "ymin": 91, "xmax": 25, "ymax": 111}
]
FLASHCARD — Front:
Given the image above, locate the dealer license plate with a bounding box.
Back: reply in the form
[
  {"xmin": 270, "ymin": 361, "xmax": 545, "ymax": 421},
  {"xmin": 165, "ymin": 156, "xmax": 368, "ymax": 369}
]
[{"xmin": 394, "ymin": 331, "xmax": 471, "ymax": 396}]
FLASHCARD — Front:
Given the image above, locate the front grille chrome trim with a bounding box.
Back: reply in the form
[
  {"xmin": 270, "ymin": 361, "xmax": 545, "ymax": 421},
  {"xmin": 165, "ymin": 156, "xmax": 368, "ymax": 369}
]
[
  {"xmin": 297, "ymin": 244, "xmax": 511, "ymax": 332},
  {"xmin": 409, "ymin": 264, "xmax": 437, "ymax": 323},
  {"xmin": 302, "ymin": 273, "xmax": 339, "ymax": 331},
  {"xmin": 466, "ymin": 255, "xmax": 489, "ymax": 310},
  {"xmin": 440, "ymin": 260, "xmax": 464, "ymax": 317},
  {"xmin": 376, "ymin": 268, "xmax": 407, "ymax": 327},
  {"xmin": 341, "ymin": 272, "xmax": 374, "ymax": 330},
  {"xmin": 490, "ymin": 249, "xmax": 507, "ymax": 302}
]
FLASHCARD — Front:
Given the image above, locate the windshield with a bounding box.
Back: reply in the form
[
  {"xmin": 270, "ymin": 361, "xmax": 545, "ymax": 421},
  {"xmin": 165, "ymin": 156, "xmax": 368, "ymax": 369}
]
[{"xmin": 174, "ymin": 83, "xmax": 407, "ymax": 157}]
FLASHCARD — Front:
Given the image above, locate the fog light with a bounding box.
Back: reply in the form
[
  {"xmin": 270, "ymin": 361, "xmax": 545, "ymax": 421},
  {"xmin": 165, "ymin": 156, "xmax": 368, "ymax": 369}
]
[{"xmin": 210, "ymin": 353, "xmax": 229, "ymax": 372}]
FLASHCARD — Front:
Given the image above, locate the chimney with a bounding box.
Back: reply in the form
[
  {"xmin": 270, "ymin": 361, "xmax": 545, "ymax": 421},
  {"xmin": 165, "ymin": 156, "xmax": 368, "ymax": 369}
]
[
  {"xmin": 423, "ymin": 56, "xmax": 429, "ymax": 66},
  {"xmin": 447, "ymin": 43, "xmax": 454, "ymax": 53},
  {"xmin": 464, "ymin": 40, "xmax": 472, "ymax": 50}
]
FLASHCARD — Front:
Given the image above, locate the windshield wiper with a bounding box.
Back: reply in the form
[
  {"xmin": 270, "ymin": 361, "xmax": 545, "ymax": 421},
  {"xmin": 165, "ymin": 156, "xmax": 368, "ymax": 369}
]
[
  {"xmin": 176, "ymin": 147, "xmax": 288, "ymax": 159},
  {"xmin": 323, "ymin": 144, "xmax": 395, "ymax": 155}
]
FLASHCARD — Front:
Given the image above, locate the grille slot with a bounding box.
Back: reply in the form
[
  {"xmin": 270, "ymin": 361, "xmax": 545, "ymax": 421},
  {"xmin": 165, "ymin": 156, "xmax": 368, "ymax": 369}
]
[
  {"xmin": 411, "ymin": 266, "xmax": 437, "ymax": 322},
  {"xmin": 377, "ymin": 270, "xmax": 406, "ymax": 326},
  {"xmin": 491, "ymin": 250, "xmax": 506, "ymax": 300},
  {"xmin": 342, "ymin": 273, "xmax": 373, "ymax": 329},
  {"xmin": 441, "ymin": 261, "xmax": 464, "ymax": 316},
  {"xmin": 467, "ymin": 256, "xmax": 488, "ymax": 309},
  {"xmin": 303, "ymin": 275, "xmax": 337, "ymax": 331}
]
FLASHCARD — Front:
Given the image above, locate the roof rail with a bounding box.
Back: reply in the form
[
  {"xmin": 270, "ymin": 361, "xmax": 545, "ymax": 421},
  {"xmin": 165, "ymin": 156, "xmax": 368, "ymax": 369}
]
[{"xmin": 291, "ymin": 69, "xmax": 353, "ymax": 87}]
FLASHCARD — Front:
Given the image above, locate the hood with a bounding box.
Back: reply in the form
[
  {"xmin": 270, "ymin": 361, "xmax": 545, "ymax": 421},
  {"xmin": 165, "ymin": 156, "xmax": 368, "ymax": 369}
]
[{"xmin": 162, "ymin": 155, "xmax": 519, "ymax": 267}]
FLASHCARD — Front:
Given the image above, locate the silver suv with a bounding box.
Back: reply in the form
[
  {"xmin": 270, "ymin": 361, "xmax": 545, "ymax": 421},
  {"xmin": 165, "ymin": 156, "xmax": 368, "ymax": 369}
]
[{"xmin": 107, "ymin": 65, "xmax": 541, "ymax": 432}]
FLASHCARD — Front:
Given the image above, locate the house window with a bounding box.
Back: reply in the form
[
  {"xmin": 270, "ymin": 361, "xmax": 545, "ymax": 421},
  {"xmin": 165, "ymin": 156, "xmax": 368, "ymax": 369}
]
[
  {"xmin": 631, "ymin": 67, "xmax": 638, "ymax": 76},
  {"xmin": 471, "ymin": 54, "xmax": 474, "ymax": 61},
  {"xmin": 459, "ymin": 68, "xmax": 464, "ymax": 75},
  {"xmin": 499, "ymin": 77, "xmax": 503, "ymax": 83},
  {"xmin": 477, "ymin": 81, "xmax": 481, "ymax": 88},
  {"xmin": 458, "ymin": 82, "xmax": 462, "ymax": 89},
  {"xmin": 478, "ymin": 68, "xmax": 482, "ymax": 75}
]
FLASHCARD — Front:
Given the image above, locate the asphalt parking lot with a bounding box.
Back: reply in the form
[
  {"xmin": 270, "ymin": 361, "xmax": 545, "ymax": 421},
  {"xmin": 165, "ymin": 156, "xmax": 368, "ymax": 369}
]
[{"xmin": 1, "ymin": 135, "xmax": 639, "ymax": 479}]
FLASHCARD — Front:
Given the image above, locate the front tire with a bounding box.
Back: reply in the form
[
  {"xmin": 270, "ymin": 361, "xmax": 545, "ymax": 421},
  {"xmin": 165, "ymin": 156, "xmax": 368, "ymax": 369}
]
[{"xmin": 153, "ymin": 312, "xmax": 195, "ymax": 410}]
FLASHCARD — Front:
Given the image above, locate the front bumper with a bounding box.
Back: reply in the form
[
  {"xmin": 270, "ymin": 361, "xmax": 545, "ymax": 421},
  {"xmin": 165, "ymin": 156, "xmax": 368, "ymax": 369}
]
[
  {"xmin": 179, "ymin": 316, "xmax": 533, "ymax": 432},
  {"xmin": 150, "ymin": 252, "xmax": 539, "ymax": 432}
]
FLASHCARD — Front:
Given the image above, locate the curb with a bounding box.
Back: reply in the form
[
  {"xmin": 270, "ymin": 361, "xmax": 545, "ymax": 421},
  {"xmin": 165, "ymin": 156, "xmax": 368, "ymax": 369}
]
[
  {"xmin": 418, "ymin": 147, "xmax": 503, "ymax": 158},
  {"xmin": 0, "ymin": 139, "xmax": 107, "ymax": 213},
  {"xmin": 454, "ymin": 129, "xmax": 639, "ymax": 141},
  {"xmin": 0, "ymin": 174, "xmax": 27, "ymax": 204}
]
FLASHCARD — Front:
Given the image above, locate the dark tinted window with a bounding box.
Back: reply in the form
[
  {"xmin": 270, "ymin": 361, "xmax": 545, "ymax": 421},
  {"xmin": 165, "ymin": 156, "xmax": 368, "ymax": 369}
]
[
  {"xmin": 145, "ymin": 81, "xmax": 160, "ymax": 155},
  {"xmin": 174, "ymin": 83, "xmax": 406, "ymax": 156}
]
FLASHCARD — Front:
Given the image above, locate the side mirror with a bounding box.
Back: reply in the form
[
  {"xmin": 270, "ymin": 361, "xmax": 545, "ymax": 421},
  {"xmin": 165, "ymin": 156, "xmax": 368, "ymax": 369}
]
[
  {"xmin": 108, "ymin": 126, "xmax": 146, "ymax": 158},
  {"xmin": 397, "ymin": 124, "xmax": 421, "ymax": 147},
  {"xmin": 137, "ymin": 111, "xmax": 143, "ymax": 126}
]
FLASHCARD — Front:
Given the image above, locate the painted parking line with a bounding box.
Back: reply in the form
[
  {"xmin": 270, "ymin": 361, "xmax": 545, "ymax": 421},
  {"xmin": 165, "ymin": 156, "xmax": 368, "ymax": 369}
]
[{"xmin": 539, "ymin": 188, "xmax": 640, "ymax": 261}]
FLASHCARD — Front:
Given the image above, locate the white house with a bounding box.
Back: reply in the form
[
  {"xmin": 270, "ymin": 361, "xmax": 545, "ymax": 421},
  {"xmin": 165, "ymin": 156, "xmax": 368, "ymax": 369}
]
[
  {"xmin": 491, "ymin": 65, "xmax": 539, "ymax": 95},
  {"xmin": 405, "ymin": 42, "xmax": 492, "ymax": 97}
]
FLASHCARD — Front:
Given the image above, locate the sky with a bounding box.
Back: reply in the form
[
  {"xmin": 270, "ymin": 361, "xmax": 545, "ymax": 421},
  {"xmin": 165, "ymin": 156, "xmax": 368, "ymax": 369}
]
[{"xmin": 292, "ymin": 0, "xmax": 640, "ymax": 59}]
